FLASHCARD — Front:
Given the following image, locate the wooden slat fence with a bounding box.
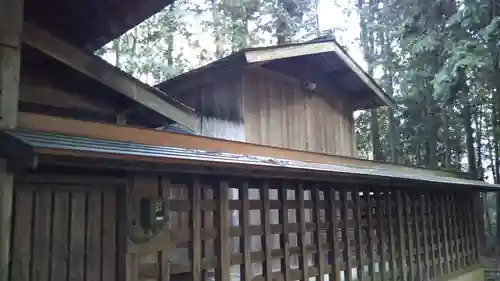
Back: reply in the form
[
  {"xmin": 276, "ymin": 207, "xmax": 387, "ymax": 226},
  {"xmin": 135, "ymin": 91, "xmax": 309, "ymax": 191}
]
[
  {"xmin": 8, "ymin": 173, "xmax": 482, "ymax": 281},
  {"xmin": 154, "ymin": 175, "xmax": 482, "ymax": 281},
  {"xmin": 9, "ymin": 176, "xmax": 120, "ymax": 281}
]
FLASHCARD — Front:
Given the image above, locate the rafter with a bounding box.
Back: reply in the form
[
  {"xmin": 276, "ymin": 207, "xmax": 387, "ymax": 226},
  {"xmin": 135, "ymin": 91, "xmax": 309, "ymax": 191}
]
[{"xmin": 22, "ymin": 23, "xmax": 199, "ymax": 130}]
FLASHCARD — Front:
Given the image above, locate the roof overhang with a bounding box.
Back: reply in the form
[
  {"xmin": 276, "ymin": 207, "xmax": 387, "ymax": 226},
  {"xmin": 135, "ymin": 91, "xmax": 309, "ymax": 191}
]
[
  {"xmin": 244, "ymin": 40, "xmax": 396, "ymax": 110},
  {"xmin": 156, "ymin": 40, "xmax": 396, "ymax": 110},
  {"xmin": 24, "ymin": 0, "xmax": 175, "ymax": 50},
  {"xmin": 22, "ymin": 23, "xmax": 200, "ymax": 130},
  {"xmin": 2, "ymin": 129, "xmax": 497, "ymax": 190}
]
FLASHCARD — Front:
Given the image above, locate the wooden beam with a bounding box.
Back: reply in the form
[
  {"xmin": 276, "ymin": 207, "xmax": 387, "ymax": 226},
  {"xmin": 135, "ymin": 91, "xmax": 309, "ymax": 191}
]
[
  {"xmin": 19, "ymin": 84, "xmax": 115, "ymax": 114},
  {"xmin": 18, "ymin": 113, "xmax": 479, "ymax": 182},
  {"xmin": 22, "ymin": 23, "xmax": 199, "ymax": 130},
  {"xmin": 245, "ymin": 42, "xmax": 336, "ymax": 64}
]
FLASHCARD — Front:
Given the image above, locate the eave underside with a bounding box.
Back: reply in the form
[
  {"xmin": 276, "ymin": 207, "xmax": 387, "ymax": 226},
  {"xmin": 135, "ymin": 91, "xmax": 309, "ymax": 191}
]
[{"xmin": 24, "ymin": 0, "xmax": 175, "ymax": 51}]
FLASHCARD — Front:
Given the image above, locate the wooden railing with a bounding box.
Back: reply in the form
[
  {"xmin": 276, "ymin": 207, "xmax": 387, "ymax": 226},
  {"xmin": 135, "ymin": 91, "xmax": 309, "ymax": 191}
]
[
  {"xmin": 131, "ymin": 173, "xmax": 481, "ymax": 281},
  {"xmin": 7, "ymin": 171, "xmax": 482, "ymax": 281}
]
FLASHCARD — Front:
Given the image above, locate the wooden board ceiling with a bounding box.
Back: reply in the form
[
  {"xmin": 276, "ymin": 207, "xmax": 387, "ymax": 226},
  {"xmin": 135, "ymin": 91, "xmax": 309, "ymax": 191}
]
[{"xmin": 24, "ymin": 0, "xmax": 175, "ymax": 51}]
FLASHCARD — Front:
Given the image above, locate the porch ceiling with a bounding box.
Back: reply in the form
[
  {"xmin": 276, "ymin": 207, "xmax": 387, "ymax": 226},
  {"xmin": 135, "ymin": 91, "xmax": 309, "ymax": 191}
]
[
  {"xmin": 24, "ymin": 0, "xmax": 174, "ymax": 51},
  {"xmin": 1, "ymin": 130, "xmax": 497, "ymax": 190}
]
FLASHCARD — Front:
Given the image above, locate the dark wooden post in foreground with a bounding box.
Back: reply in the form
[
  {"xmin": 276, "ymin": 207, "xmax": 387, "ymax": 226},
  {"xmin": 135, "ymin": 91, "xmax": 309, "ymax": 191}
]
[{"xmin": 0, "ymin": 0, "xmax": 22, "ymax": 279}]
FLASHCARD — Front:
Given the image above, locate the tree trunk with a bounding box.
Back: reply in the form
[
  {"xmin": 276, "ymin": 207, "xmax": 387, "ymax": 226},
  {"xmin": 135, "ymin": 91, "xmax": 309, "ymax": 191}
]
[
  {"xmin": 113, "ymin": 39, "xmax": 121, "ymax": 68},
  {"xmin": 211, "ymin": 0, "xmax": 225, "ymax": 58},
  {"xmin": 371, "ymin": 108, "xmax": 383, "ymax": 161},
  {"xmin": 464, "ymin": 102, "xmax": 477, "ymax": 176},
  {"xmin": 476, "ymin": 103, "xmax": 484, "ymax": 180},
  {"xmin": 443, "ymin": 112, "xmax": 452, "ymax": 168},
  {"xmin": 456, "ymin": 67, "xmax": 477, "ymax": 177},
  {"xmin": 166, "ymin": 5, "xmax": 175, "ymax": 70},
  {"xmin": 425, "ymin": 94, "xmax": 438, "ymax": 169},
  {"xmin": 381, "ymin": 30, "xmax": 398, "ymax": 163},
  {"xmin": 488, "ymin": 136, "xmax": 497, "ymax": 183}
]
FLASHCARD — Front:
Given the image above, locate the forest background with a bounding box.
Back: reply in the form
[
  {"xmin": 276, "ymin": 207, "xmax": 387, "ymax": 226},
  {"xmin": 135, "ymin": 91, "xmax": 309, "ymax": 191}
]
[{"xmin": 95, "ymin": 0, "xmax": 500, "ymax": 250}]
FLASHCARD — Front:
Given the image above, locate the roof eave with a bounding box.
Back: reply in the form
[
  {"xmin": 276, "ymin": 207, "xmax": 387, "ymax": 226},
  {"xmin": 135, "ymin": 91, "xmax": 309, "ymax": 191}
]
[{"xmin": 244, "ymin": 41, "xmax": 396, "ymax": 110}]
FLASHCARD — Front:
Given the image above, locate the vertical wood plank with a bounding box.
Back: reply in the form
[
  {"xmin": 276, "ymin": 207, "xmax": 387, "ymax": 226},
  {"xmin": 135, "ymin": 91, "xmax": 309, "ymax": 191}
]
[
  {"xmin": 472, "ymin": 192, "xmax": 481, "ymax": 263},
  {"xmin": 445, "ymin": 193, "xmax": 455, "ymax": 272},
  {"xmin": 395, "ymin": 191, "xmax": 407, "ymax": 281},
  {"xmin": 69, "ymin": 192, "xmax": 86, "ymax": 281},
  {"xmin": 457, "ymin": 193, "xmax": 467, "ymax": 268},
  {"xmin": 161, "ymin": 177, "xmax": 171, "ymax": 281},
  {"xmin": 261, "ymin": 181, "xmax": 272, "ymax": 281},
  {"xmin": 102, "ymin": 188, "xmax": 117, "ymax": 281},
  {"xmin": 191, "ymin": 179, "xmax": 202, "ymax": 281},
  {"xmin": 297, "ymin": 183, "xmax": 309, "ymax": 281},
  {"xmin": 279, "ymin": 183, "xmax": 291, "ymax": 281},
  {"xmin": 403, "ymin": 191, "xmax": 413, "ymax": 281},
  {"xmin": 353, "ymin": 188, "xmax": 364, "ymax": 281},
  {"xmin": 31, "ymin": 190, "xmax": 53, "ymax": 281},
  {"xmin": 456, "ymin": 191, "xmax": 465, "ymax": 269},
  {"xmin": 462, "ymin": 194, "xmax": 472, "ymax": 267},
  {"xmin": 367, "ymin": 191, "xmax": 375, "ymax": 281},
  {"xmin": 412, "ymin": 192, "xmax": 422, "ymax": 281},
  {"xmin": 126, "ymin": 254, "xmax": 138, "ymax": 281},
  {"xmin": 387, "ymin": 190, "xmax": 397, "ymax": 281},
  {"xmin": 468, "ymin": 195, "xmax": 477, "ymax": 264},
  {"xmin": 240, "ymin": 183, "xmax": 252, "ymax": 281},
  {"xmin": 433, "ymin": 193, "xmax": 443, "ymax": 276},
  {"xmin": 313, "ymin": 184, "xmax": 326, "ymax": 281},
  {"xmin": 215, "ymin": 181, "xmax": 230, "ymax": 281},
  {"xmin": 0, "ymin": 160, "xmax": 14, "ymax": 281},
  {"xmin": 428, "ymin": 192, "xmax": 437, "ymax": 278},
  {"xmin": 51, "ymin": 192, "xmax": 70, "ymax": 281},
  {"xmin": 420, "ymin": 193, "xmax": 429, "ymax": 280},
  {"xmin": 10, "ymin": 189, "xmax": 34, "ymax": 281},
  {"xmin": 376, "ymin": 191, "xmax": 387, "ymax": 280},
  {"xmin": 86, "ymin": 191, "xmax": 102, "ymax": 281},
  {"xmin": 450, "ymin": 193, "xmax": 460, "ymax": 270},
  {"xmin": 326, "ymin": 187, "xmax": 341, "ymax": 281},
  {"xmin": 0, "ymin": 0, "xmax": 23, "ymax": 129},
  {"xmin": 439, "ymin": 193, "xmax": 450, "ymax": 275},
  {"xmin": 341, "ymin": 190, "xmax": 352, "ymax": 281}
]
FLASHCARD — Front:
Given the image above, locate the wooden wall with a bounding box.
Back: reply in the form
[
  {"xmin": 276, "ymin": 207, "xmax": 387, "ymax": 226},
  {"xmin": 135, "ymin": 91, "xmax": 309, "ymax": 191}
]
[
  {"xmin": 167, "ymin": 67, "xmax": 355, "ymax": 156},
  {"xmin": 167, "ymin": 73, "xmax": 246, "ymax": 141},
  {"xmin": 18, "ymin": 61, "xmax": 119, "ymax": 124},
  {"xmin": 243, "ymin": 68, "xmax": 355, "ymax": 156},
  {"xmin": 9, "ymin": 174, "xmax": 120, "ymax": 281}
]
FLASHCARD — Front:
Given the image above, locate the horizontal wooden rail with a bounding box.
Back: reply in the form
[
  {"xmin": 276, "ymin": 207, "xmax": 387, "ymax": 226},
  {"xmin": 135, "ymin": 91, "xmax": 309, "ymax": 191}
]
[{"xmin": 18, "ymin": 112, "xmax": 469, "ymax": 179}]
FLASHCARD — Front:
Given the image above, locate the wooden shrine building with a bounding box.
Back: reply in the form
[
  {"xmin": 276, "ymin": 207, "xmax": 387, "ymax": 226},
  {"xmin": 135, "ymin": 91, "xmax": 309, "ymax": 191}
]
[{"xmin": 0, "ymin": 1, "xmax": 495, "ymax": 281}]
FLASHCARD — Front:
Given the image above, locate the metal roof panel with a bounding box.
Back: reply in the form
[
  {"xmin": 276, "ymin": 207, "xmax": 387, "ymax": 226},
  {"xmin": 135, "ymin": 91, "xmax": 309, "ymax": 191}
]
[{"xmin": 5, "ymin": 130, "xmax": 498, "ymax": 189}]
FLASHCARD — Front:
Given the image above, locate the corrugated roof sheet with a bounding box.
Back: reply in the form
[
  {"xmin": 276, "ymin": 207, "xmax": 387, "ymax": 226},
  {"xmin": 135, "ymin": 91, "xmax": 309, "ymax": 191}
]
[{"xmin": 5, "ymin": 130, "xmax": 498, "ymax": 189}]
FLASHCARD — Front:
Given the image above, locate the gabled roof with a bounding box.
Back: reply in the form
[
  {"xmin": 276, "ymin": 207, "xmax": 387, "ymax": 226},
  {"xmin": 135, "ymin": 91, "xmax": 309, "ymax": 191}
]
[
  {"xmin": 24, "ymin": 0, "xmax": 175, "ymax": 51},
  {"xmin": 1, "ymin": 130, "xmax": 497, "ymax": 190},
  {"xmin": 156, "ymin": 38, "xmax": 396, "ymax": 110}
]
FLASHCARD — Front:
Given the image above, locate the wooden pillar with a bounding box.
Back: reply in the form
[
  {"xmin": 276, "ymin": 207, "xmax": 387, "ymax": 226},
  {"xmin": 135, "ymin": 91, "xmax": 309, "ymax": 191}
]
[
  {"xmin": 0, "ymin": 160, "xmax": 14, "ymax": 281},
  {"xmin": 0, "ymin": 0, "xmax": 22, "ymax": 278},
  {"xmin": 0, "ymin": 0, "xmax": 23, "ymax": 128}
]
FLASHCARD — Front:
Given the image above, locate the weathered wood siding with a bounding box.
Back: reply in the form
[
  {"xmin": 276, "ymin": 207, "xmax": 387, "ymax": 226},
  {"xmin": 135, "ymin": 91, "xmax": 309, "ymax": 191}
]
[
  {"xmin": 167, "ymin": 74, "xmax": 246, "ymax": 141},
  {"xmin": 243, "ymin": 68, "xmax": 355, "ymax": 156},
  {"xmin": 167, "ymin": 67, "xmax": 355, "ymax": 156},
  {"xmin": 17, "ymin": 68, "xmax": 118, "ymax": 123},
  {"xmin": 9, "ymin": 175, "xmax": 120, "ymax": 281}
]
